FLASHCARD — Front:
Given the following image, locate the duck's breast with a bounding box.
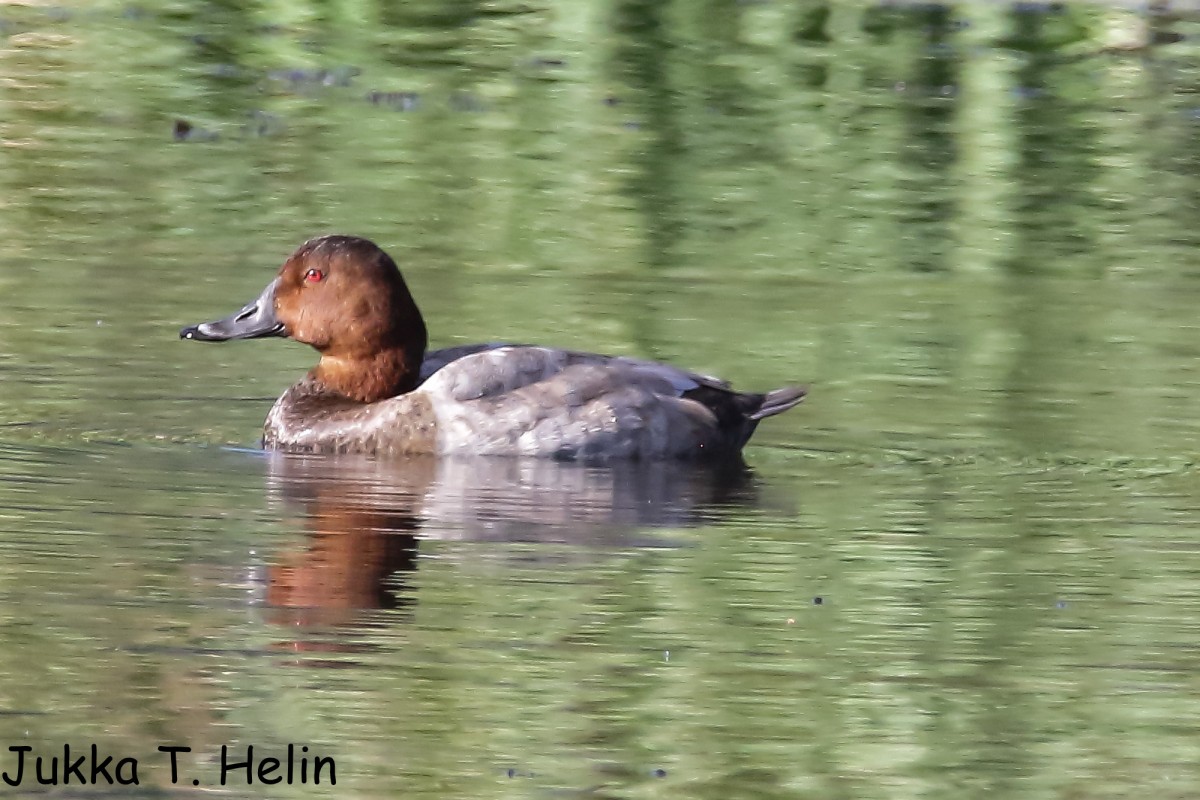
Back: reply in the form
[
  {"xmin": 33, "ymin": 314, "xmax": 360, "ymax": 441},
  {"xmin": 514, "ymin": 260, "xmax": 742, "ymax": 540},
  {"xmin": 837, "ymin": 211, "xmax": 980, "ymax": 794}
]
[{"xmin": 265, "ymin": 378, "xmax": 438, "ymax": 455}]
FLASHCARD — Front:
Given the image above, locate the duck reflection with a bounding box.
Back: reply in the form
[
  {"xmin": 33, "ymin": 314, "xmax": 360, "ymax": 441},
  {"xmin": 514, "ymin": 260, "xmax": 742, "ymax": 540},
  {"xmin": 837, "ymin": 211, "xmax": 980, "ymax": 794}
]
[{"xmin": 261, "ymin": 453, "xmax": 765, "ymax": 629}]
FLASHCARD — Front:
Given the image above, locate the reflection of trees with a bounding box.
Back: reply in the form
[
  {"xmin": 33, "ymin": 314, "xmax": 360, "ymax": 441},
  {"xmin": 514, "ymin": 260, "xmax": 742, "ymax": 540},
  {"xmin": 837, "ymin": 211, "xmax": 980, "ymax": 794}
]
[{"xmin": 0, "ymin": 2, "xmax": 1197, "ymax": 454}]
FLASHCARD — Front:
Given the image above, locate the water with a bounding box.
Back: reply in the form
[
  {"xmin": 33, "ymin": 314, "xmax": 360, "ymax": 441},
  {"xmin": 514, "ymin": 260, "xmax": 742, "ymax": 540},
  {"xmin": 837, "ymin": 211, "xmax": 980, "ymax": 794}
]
[{"xmin": 2, "ymin": 1, "xmax": 1200, "ymax": 797}]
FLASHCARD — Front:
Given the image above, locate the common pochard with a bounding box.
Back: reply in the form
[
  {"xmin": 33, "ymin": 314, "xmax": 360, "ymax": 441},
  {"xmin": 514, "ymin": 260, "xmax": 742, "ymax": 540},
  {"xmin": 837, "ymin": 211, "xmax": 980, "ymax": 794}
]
[{"xmin": 181, "ymin": 235, "xmax": 805, "ymax": 459}]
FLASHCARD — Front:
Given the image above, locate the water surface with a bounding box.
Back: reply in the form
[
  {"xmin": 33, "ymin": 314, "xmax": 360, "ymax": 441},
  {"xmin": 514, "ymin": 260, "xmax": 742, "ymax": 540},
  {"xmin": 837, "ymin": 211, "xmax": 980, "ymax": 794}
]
[{"xmin": 2, "ymin": 1, "xmax": 1200, "ymax": 798}]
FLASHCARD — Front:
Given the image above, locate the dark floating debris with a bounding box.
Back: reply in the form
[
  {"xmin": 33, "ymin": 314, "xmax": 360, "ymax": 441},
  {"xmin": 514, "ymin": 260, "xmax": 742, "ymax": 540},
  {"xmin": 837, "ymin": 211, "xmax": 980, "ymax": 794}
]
[
  {"xmin": 813, "ymin": 596, "xmax": 823, "ymax": 605},
  {"xmin": 328, "ymin": 66, "xmax": 362, "ymax": 86},
  {"xmin": 529, "ymin": 56, "xmax": 566, "ymax": 68},
  {"xmin": 174, "ymin": 112, "xmax": 282, "ymax": 142},
  {"xmin": 366, "ymin": 90, "xmax": 421, "ymax": 111},
  {"xmin": 245, "ymin": 110, "xmax": 284, "ymax": 138},
  {"xmin": 204, "ymin": 63, "xmax": 241, "ymax": 79},
  {"xmin": 268, "ymin": 65, "xmax": 360, "ymax": 88},
  {"xmin": 448, "ymin": 91, "xmax": 486, "ymax": 112},
  {"xmin": 271, "ymin": 68, "xmax": 306, "ymax": 83},
  {"xmin": 653, "ymin": 768, "xmax": 667, "ymax": 778},
  {"xmin": 1012, "ymin": 1, "xmax": 1066, "ymax": 14},
  {"xmin": 172, "ymin": 118, "xmax": 218, "ymax": 142}
]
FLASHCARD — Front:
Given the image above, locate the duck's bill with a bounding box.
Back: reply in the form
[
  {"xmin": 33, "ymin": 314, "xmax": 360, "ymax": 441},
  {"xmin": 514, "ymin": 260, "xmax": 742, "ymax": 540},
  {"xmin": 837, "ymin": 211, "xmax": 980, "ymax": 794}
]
[{"xmin": 180, "ymin": 279, "xmax": 286, "ymax": 342}]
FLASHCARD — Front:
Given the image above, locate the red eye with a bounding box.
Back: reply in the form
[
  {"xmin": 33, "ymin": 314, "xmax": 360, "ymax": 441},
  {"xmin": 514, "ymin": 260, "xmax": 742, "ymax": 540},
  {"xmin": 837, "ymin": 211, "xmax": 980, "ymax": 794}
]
[{"xmin": 304, "ymin": 268, "xmax": 324, "ymax": 283}]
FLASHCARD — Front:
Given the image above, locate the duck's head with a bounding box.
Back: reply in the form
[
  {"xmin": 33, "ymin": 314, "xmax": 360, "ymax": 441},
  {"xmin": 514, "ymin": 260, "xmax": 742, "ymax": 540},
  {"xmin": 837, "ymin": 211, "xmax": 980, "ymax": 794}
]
[{"xmin": 181, "ymin": 235, "xmax": 429, "ymax": 402}]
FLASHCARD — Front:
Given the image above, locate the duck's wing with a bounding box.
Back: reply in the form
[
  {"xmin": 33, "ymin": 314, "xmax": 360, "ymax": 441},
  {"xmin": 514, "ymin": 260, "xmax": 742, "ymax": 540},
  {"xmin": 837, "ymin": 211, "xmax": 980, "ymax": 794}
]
[
  {"xmin": 421, "ymin": 345, "xmax": 728, "ymax": 401},
  {"xmin": 418, "ymin": 342, "xmax": 514, "ymax": 384},
  {"xmin": 418, "ymin": 346, "xmax": 750, "ymax": 459}
]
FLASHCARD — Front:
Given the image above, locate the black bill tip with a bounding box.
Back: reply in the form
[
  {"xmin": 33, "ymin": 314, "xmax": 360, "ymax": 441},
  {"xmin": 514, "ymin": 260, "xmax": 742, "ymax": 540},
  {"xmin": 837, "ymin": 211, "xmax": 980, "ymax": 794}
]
[{"xmin": 179, "ymin": 278, "xmax": 285, "ymax": 343}]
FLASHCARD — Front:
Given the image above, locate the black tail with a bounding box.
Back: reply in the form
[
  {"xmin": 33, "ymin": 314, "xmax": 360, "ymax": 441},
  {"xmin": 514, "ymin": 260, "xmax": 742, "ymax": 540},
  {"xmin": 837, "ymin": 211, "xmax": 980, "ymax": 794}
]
[
  {"xmin": 748, "ymin": 386, "xmax": 807, "ymax": 421},
  {"xmin": 682, "ymin": 383, "xmax": 807, "ymax": 454}
]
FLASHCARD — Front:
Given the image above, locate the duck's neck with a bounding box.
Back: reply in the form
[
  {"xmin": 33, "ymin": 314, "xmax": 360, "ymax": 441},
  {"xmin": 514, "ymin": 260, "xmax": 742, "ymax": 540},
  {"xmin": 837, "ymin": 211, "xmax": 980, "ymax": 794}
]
[{"xmin": 310, "ymin": 343, "xmax": 426, "ymax": 403}]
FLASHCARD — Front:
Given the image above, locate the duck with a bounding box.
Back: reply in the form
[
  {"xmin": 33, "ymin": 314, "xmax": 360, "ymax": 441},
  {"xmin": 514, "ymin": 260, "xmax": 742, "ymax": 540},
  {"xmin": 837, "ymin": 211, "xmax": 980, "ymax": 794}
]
[{"xmin": 180, "ymin": 235, "xmax": 805, "ymax": 460}]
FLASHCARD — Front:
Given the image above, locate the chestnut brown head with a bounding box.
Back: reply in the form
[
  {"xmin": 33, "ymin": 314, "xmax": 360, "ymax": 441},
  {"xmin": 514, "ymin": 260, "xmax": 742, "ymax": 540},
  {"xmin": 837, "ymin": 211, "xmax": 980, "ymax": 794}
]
[
  {"xmin": 182, "ymin": 235, "xmax": 429, "ymax": 402},
  {"xmin": 271, "ymin": 235, "xmax": 427, "ymax": 358}
]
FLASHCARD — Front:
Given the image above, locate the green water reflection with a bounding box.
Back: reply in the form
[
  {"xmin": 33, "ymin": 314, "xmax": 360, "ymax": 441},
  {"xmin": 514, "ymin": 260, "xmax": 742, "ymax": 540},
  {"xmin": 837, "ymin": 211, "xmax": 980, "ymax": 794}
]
[{"xmin": 1, "ymin": 1, "xmax": 1200, "ymax": 798}]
